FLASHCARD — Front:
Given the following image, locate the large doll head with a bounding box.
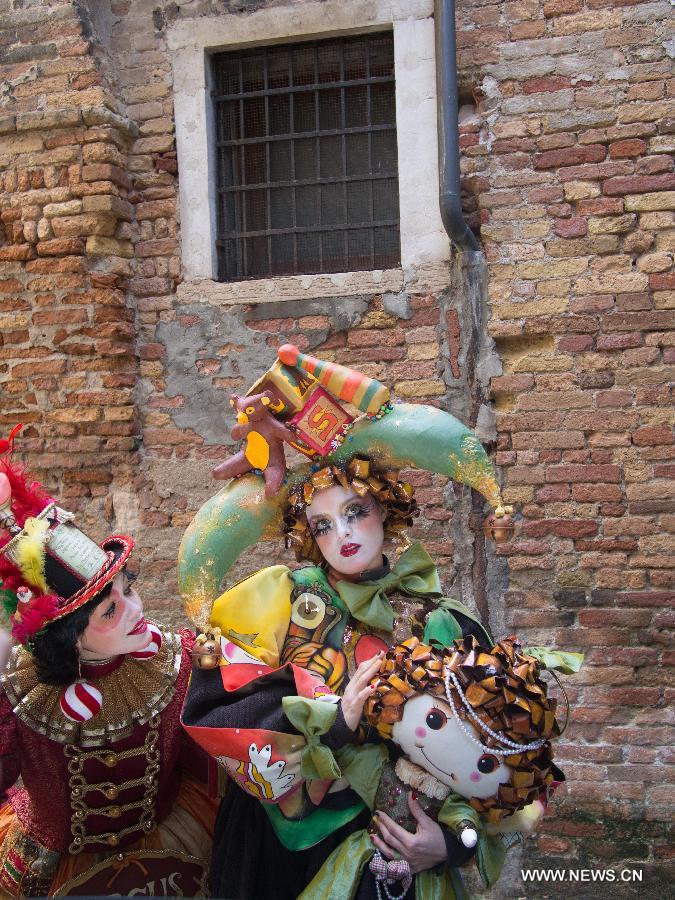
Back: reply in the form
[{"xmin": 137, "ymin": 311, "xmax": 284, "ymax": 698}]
[
  {"xmin": 283, "ymin": 456, "xmax": 418, "ymax": 571},
  {"xmin": 364, "ymin": 635, "xmax": 562, "ymax": 824}
]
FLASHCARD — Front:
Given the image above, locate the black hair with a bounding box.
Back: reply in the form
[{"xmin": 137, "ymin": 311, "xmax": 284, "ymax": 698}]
[{"xmin": 32, "ymin": 580, "xmax": 114, "ymax": 686}]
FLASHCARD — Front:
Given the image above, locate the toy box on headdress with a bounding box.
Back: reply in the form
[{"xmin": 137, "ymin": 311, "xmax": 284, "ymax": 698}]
[{"xmin": 246, "ymin": 345, "xmax": 390, "ymax": 458}]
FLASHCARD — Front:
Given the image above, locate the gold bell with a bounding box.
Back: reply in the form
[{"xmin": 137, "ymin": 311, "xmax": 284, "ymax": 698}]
[
  {"xmin": 483, "ymin": 506, "xmax": 515, "ymax": 544},
  {"xmin": 192, "ymin": 630, "xmax": 224, "ymax": 670}
]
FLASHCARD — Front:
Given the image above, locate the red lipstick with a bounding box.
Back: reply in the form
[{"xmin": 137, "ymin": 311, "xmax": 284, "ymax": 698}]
[
  {"xmin": 127, "ymin": 618, "xmax": 148, "ymax": 636},
  {"xmin": 340, "ymin": 543, "xmax": 360, "ymax": 557}
]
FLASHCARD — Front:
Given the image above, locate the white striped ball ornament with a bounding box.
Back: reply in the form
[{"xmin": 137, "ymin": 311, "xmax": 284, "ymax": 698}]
[
  {"xmin": 60, "ymin": 680, "xmax": 103, "ymax": 723},
  {"xmin": 129, "ymin": 623, "xmax": 162, "ymax": 660}
]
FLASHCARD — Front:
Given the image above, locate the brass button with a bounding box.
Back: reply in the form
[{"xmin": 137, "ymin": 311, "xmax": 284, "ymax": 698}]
[
  {"xmin": 104, "ymin": 753, "xmax": 117, "ymax": 767},
  {"xmin": 108, "ymin": 834, "xmax": 119, "ymax": 847},
  {"xmin": 107, "ymin": 806, "xmax": 121, "ymax": 818},
  {"xmin": 104, "ymin": 786, "xmax": 118, "ymax": 800}
]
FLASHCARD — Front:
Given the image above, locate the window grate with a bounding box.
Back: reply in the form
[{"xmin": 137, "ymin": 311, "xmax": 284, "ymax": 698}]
[{"xmin": 213, "ymin": 34, "xmax": 400, "ymax": 281}]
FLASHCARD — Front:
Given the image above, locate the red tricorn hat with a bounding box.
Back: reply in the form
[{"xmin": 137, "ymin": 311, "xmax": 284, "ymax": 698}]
[{"xmin": 0, "ymin": 427, "xmax": 134, "ymax": 649}]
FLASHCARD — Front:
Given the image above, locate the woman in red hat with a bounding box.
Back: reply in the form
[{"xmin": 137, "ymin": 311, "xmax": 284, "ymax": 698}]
[{"xmin": 0, "ymin": 436, "xmax": 217, "ymax": 898}]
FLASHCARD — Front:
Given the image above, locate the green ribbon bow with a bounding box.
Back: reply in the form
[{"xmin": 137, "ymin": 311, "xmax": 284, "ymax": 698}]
[
  {"xmin": 282, "ymin": 696, "xmax": 342, "ymax": 780},
  {"xmin": 335, "ymin": 542, "xmax": 442, "ymax": 631}
]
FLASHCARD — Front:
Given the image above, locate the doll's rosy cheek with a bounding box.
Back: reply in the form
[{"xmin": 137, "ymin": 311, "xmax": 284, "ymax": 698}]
[
  {"xmin": 470, "ymin": 772, "xmax": 482, "ymax": 783},
  {"xmin": 414, "ymin": 727, "xmax": 427, "ymax": 739}
]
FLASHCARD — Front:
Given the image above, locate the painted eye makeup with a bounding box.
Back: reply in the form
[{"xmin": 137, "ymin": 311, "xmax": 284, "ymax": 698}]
[
  {"xmin": 310, "ymin": 519, "xmax": 332, "ymax": 538},
  {"xmin": 345, "ymin": 501, "xmax": 371, "ymax": 521},
  {"xmin": 102, "ymin": 601, "xmax": 116, "ymax": 620},
  {"xmin": 123, "ymin": 571, "xmax": 138, "ymax": 596}
]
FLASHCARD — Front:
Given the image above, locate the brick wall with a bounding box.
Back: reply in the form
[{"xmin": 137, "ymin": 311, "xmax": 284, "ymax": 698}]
[
  {"xmin": 454, "ymin": 0, "xmax": 673, "ymax": 888},
  {"xmin": 0, "ymin": 0, "xmax": 672, "ymax": 891}
]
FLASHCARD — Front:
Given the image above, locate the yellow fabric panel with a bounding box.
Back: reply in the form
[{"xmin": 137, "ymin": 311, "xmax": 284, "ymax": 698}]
[{"xmin": 210, "ymin": 565, "xmax": 293, "ymax": 667}]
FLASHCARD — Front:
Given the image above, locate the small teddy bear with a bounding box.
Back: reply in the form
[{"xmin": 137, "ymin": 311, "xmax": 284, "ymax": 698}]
[{"xmin": 212, "ymin": 391, "xmax": 295, "ymax": 498}]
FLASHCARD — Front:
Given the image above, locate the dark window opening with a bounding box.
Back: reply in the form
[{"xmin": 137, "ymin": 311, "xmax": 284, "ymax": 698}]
[{"xmin": 213, "ymin": 33, "xmax": 400, "ymax": 281}]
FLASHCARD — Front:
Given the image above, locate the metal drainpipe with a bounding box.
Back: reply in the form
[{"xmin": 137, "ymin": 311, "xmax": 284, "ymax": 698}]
[{"xmin": 435, "ymin": 0, "xmax": 479, "ymax": 252}]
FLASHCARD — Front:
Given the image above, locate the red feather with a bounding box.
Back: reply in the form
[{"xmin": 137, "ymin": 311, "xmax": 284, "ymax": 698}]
[
  {"xmin": 12, "ymin": 593, "xmax": 59, "ymax": 644},
  {"xmin": 0, "ymin": 424, "xmax": 23, "ymax": 455},
  {"xmin": 0, "ymin": 458, "xmax": 52, "ymax": 530}
]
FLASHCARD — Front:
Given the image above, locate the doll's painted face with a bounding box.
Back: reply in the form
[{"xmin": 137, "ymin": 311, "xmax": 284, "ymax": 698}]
[
  {"xmin": 392, "ymin": 693, "xmax": 510, "ymax": 800},
  {"xmin": 78, "ymin": 571, "xmax": 151, "ymax": 660},
  {"xmin": 305, "ymin": 484, "xmax": 386, "ymax": 577}
]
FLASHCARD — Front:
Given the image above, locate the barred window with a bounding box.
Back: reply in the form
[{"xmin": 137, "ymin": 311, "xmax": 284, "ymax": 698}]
[{"xmin": 213, "ymin": 33, "xmax": 400, "ymax": 281}]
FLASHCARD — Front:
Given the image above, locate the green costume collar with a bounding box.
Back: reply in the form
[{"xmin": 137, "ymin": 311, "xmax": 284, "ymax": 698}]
[{"xmin": 335, "ymin": 542, "xmax": 442, "ymax": 631}]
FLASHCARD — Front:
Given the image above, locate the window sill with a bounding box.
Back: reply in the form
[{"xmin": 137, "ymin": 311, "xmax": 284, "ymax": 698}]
[{"xmin": 175, "ymin": 262, "xmax": 456, "ymax": 306}]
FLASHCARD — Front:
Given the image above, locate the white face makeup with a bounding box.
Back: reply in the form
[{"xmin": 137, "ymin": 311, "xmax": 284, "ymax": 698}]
[
  {"xmin": 78, "ymin": 571, "xmax": 152, "ymax": 661},
  {"xmin": 305, "ymin": 484, "xmax": 386, "ymax": 577},
  {"xmin": 392, "ymin": 693, "xmax": 510, "ymax": 800}
]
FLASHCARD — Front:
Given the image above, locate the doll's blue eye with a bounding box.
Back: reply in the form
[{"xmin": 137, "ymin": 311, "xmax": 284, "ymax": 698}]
[
  {"xmin": 477, "ymin": 754, "xmax": 499, "ymax": 774},
  {"xmin": 425, "ymin": 708, "xmax": 447, "ymax": 730}
]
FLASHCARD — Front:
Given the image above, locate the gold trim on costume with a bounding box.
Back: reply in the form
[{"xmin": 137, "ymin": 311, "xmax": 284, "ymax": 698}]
[{"xmin": 1, "ymin": 628, "xmax": 182, "ymax": 747}]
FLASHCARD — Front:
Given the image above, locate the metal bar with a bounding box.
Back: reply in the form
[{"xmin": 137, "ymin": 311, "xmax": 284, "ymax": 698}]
[
  {"xmin": 238, "ymin": 55, "xmax": 247, "ymax": 278},
  {"xmin": 216, "ymin": 122, "xmax": 395, "ymax": 148},
  {"xmin": 264, "ymin": 48, "xmax": 272, "ymax": 277},
  {"xmin": 212, "ymin": 74, "xmax": 394, "ymax": 102},
  {"xmin": 314, "ymin": 43, "xmax": 322, "ymax": 272},
  {"xmin": 216, "ymin": 219, "xmax": 398, "ymax": 241},
  {"xmin": 366, "ymin": 37, "xmax": 374, "ymax": 271},
  {"xmin": 217, "ymin": 172, "xmax": 394, "ymax": 193},
  {"xmin": 289, "ymin": 47, "xmax": 298, "ymax": 273},
  {"xmin": 340, "ymin": 39, "xmax": 348, "ymax": 269}
]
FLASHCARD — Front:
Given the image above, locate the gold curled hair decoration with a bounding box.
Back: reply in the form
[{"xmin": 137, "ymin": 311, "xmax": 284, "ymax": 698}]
[
  {"xmin": 548, "ymin": 669, "xmax": 570, "ymax": 736},
  {"xmin": 364, "ymin": 635, "xmax": 562, "ymax": 824},
  {"xmin": 283, "ymin": 456, "xmax": 418, "ymax": 564}
]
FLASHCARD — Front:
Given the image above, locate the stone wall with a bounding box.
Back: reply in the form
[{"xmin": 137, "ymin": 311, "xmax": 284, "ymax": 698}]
[{"xmin": 0, "ymin": 0, "xmax": 672, "ymax": 891}]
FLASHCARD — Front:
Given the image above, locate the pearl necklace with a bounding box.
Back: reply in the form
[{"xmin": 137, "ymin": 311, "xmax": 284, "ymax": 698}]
[{"xmin": 443, "ymin": 667, "xmax": 546, "ymax": 756}]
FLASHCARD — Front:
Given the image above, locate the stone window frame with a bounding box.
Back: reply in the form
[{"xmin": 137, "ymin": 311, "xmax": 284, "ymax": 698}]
[{"xmin": 169, "ymin": 0, "xmax": 448, "ymax": 306}]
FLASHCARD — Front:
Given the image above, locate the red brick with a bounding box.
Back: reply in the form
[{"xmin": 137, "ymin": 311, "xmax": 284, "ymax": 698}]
[
  {"xmin": 0, "ymin": 245, "xmax": 32, "ymax": 261},
  {"xmin": 535, "ymin": 144, "xmax": 606, "ymax": 170},
  {"xmin": 36, "ymin": 239, "xmax": 85, "ymax": 256},
  {"xmin": 554, "ymin": 217, "xmax": 588, "ymax": 238},
  {"xmin": 557, "ymin": 335, "xmax": 594, "ymax": 352},
  {"xmin": 81, "ymin": 164, "xmax": 131, "ymax": 190},
  {"xmin": 522, "ymin": 76, "xmax": 572, "ymax": 94},
  {"xmin": 570, "ymin": 294, "xmax": 614, "ymax": 313},
  {"xmin": 649, "ymin": 272, "xmax": 675, "ymax": 291},
  {"xmin": 609, "ymin": 139, "xmax": 647, "ymax": 159},
  {"xmin": 616, "ymin": 292, "xmax": 652, "ymax": 311},
  {"xmin": 522, "ymin": 519, "xmax": 598, "ymax": 538},
  {"xmin": 603, "ymin": 173, "xmax": 675, "ymax": 196},
  {"xmin": 633, "ymin": 426, "xmax": 673, "ymax": 447},
  {"xmin": 576, "ymin": 197, "xmax": 624, "ymax": 216},
  {"xmin": 543, "ymin": 0, "xmax": 582, "ymax": 17},
  {"xmin": 596, "ymin": 389, "xmax": 633, "ymax": 407},
  {"xmin": 571, "ymin": 483, "xmax": 623, "ymax": 501},
  {"xmin": 490, "ymin": 374, "xmax": 535, "ymax": 392},
  {"xmin": 546, "ymin": 464, "xmax": 622, "ymax": 483},
  {"xmin": 528, "ymin": 186, "xmax": 564, "ymax": 203},
  {"xmin": 32, "ymin": 309, "xmax": 88, "ymax": 326},
  {"xmin": 596, "ymin": 332, "xmax": 643, "ymax": 351}
]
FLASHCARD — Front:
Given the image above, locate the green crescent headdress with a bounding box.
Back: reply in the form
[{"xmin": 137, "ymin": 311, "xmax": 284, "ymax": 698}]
[{"xmin": 178, "ymin": 346, "xmax": 506, "ymax": 627}]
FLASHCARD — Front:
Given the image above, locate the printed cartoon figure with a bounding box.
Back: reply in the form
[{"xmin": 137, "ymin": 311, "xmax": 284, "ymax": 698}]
[
  {"xmin": 212, "ymin": 391, "xmax": 295, "ymax": 497},
  {"xmin": 300, "ymin": 634, "xmax": 580, "ymax": 899}
]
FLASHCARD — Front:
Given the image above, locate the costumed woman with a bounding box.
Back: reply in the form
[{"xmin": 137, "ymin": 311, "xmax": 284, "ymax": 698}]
[
  {"xmin": 0, "ymin": 430, "xmax": 217, "ymax": 898},
  {"xmin": 180, "ymin": 347, "xmax": 517, "ymax": 899}
]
